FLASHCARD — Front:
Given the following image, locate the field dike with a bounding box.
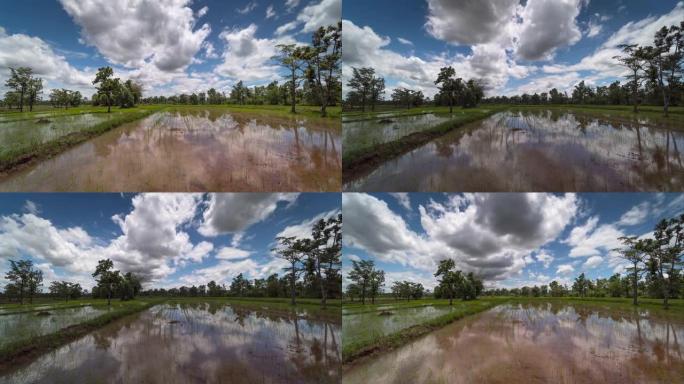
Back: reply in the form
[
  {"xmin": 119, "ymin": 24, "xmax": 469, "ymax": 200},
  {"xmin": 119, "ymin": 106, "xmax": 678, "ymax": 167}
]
[
  {"xmin": 0, "ymin": 108, "xmax": 158, "ymax": 174},
  {"xmin": 342, "ymin": 300, "xmax": 501, "ymax": 366},
  {"xmin": 342, "ymin": 108, "xmax": 502, "ymax": 184},
  {"xmin": 0, "ymin": 301, "xmax": 155, "ymax": 373}
]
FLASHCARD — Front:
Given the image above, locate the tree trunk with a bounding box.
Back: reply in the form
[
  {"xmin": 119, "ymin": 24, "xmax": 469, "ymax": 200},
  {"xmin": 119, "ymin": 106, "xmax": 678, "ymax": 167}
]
[
  {"xmin": 317, "ymin": 263, "xmax": 327, "ymax": 309},
  {"xmin": 450, "ymin": 96, "xmax": 453, "ymax": 114},
  {"xmin": 19, "ymin": 88, "xmax": 25, "ymax": 112},
  {"xmin": 632, "ymin": 71, "xmax": 639, "ymax": 113},
  {"xmin": 632, "ymin": 263, "xmax": 638, "ymax": 306},
  {"xmin": 290, "ymin": 68, "xmax": 297, "ymax": 114},
  {"xmin": 290, "ymin": 261, "xmax": 296, "ymax": 306}
]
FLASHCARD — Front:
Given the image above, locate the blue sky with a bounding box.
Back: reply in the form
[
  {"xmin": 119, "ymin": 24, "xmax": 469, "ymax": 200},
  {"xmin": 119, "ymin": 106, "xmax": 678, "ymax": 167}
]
[
  {"xmin": 0, "ymin": 193, "xmax": 340, "ymax": 290},
  {"xmin": 342, "ymin": 193, "xmax": 684, "ymax": 291},
  {"xmin": 342, "ymin": 0, "xmax": 684, "ymax": 97},
  {"xmin": 0, "ymin": 0, "xmax": 340, "ymax": 97}
]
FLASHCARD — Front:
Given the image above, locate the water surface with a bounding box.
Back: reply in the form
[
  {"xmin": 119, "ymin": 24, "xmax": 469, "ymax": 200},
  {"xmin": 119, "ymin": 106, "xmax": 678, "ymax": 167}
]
[
  {"xmin": 345, "ymin": 110, "xmax": 684, "ymax": 191},
  {"xmin": 1, "ymin": 302, "xmax": 341, "ymax": 384},
  {"xmin": 0, "ymin": 110, "xmax": 341, "ymax": 192},
  {"xmin": 344, "ymin": 302, "xmax": 684, "ymax": 384}
]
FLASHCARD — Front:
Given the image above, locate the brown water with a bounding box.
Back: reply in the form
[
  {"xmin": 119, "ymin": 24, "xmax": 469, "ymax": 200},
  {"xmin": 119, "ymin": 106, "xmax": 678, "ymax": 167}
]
[
  {"xmin": 0, "ymin": 110, "xmax": 341, "ymax": 192},
  {"xmin": 344, "ymin": 110, "xmax": 684, "ymax": 192},
  {"xmin": 0, "ymin": 302, "xmax": 341, "ymax": 384},
  {"xmin": 343, "ymin": 302, "xmax": 684, "ymax": 384}
]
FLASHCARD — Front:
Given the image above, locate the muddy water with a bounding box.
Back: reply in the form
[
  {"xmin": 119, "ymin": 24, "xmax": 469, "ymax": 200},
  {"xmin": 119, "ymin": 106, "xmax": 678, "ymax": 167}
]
[
  {"xmin": 0, "ymin": 302, "xmax": 341, "ymax": 384},
  {"xmin": 0, "ymin": 110, "xmax": 341, "ymax": 192},
  {"xmin": 344, "ymin": 302, "xmax": 684, "ymax": 384},
  {"xmin": 0, "ymin": 306, "xmax": 109, "ymax": 348},
  {"xmin": 345, "ymin": 110, "xmax": 684, "ymax": 192}
]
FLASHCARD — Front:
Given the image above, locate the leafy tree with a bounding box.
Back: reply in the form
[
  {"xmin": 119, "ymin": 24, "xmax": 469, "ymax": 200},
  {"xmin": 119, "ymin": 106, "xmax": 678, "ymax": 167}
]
[
  {"xmin": 92, "ymin": 259, "xmax": 120, "ymax": 306},
  {"xmin": 275, "ymin": 44, "xmax": 308, "ymax": 113},
  {"xmin": 119, "ymin": 272, "xmax": 141, "ymax": 301},
  {"xmin": 614, "ymin": 236, "xmax": 647, "ymax": 305},
  {"xmin": 549, "ymin": 280, "xmax": 564, "ymax": 297},
  {"xmin": 93, "ymin": 67, "xmax": 118, "ymax": 113},
  {"xmin": 5, "ymin": 259, "xmax": 42, "ymax": 304},
  {"xmin": 368, "ymin": 269, "xmax": 385, "ymax": 304},
  {"xmin": 650, "ymin": 215, "xmax": 684, "ymax": 309},
  {"xmin": 435, "ymin": 66, "xmax": 462, "ymax": 113},
  {"xmin": 434, "ymin": 259, "xmax": 460, "ymax": 305},
  {"xmin": 306, "ymin": 22, "xmax": 342, "ymax": 117},
  {"xmin": 572, "ymin": 273, "xmax": 590, "ymax": 297},
  {"xmin": 230, "ymin": 273, "xmax": 250, "ymax": 297},
  {"xmin": 5, "ymin": 67, "xmax": 34, "ymax": 112},
  {"xmin": 311, "ymin": 214, "xmax": 342, "ymax": 308},
  {"xmin": 26, "ymin": 78, "xmax": 43, "ymax": 112},
  {"xmin": 3, "ymin": 91, "xmax": 21, "ymax": 110},
  {"xmin": 348, "ymin": 259, "xmax": 379, "ymax": 305},
  {"xmin": 273, "ymin": 236, "xmax": 305, "ymax": 305},
  {"xmin": 614, "ymin": 44, "xmax": 647, "ymax": 113},
  {"xmin": 346, "ymin": 67, "xmax": 376, "ymax": 112}
]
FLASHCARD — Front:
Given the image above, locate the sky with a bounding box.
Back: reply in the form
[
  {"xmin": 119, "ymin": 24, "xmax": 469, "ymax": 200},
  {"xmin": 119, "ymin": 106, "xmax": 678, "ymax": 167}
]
[
  {"xmin": 0, "ymin": 193, "xmax": 340, "ymax": 291},
  {"xmin": 0, "ymin": 0, "xmax": 341, "ymax": 98},
  {"xmin": 342, "ymin": 0, "xmax": 684, "ymax": 98},
  {"xmin": 342, "ymin": 193, "xmax": 684, "ymax": 291}
]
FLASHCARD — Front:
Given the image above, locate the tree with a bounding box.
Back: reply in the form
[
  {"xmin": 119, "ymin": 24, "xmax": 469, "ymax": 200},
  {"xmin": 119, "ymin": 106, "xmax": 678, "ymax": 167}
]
[
  {"xmin": 306, "ymin": 22, "xmax": 342, "ymax": 117},
  {"xmin": 435, "ymin": 66, "xmax": 462, "ymax": 113},
  {"xmin": 230, "ymin": 81, "xmax": 247, "ymax": 105},
  {"xmin": 369, "ymin": 77, "xmax": 385, "ymax": 112},
  {"xmin": 119, "ymin": 272, "xmax": 141, "ymax": 301},
  {"xmin": 572, "ymin": 273, "xmax": 589, "ymax": 297},
  {"xmin": 572, "ymin": 81, "xmax": 591, "ymax": 104},
  {"xmin": 434, "ymin": 259, "xmax": 460, "ymax": 305},
  {"xmin": 311, "ymin": 214, "xmax": 342, "ymax": 308},
  {"xmin": 3, "ymin": 91, "xmax": 21, "ymax": 110},
  {"xmin": 26, "ymin": 78, "xmax": 43, "ymax": 112},
  {"xmin": 614, "ymin": 44, "xmax": 647, "ymax": 113},
  {"xmin": 5, "ymin": 259, "xmax": 42, "ymax": 304},
  {"xmin": 49, "ymin": 281, "xmax": 75, "ymax": 302},
  {"xmin": 5, "ymin": 67, "xmax": 34, "ymax": 112},
  {"xmin": 273, "ymin": 236, "xmax": 304, "ymax": 305},
  {"xmin": 348, "ymin": 259, "xmax": 379, "ymax": 305},
  {"xmin": 646, "ymin": 24, "xmax": 683, "ymax": 117},
  {"xmin": 614, "ymin": 236, "xmax": 647, "ymax": 305},
  {"xmin": 391, "ymin": 87, "xmax": 415, "ymax": 109},
  {"xmin": 650, "ymin": 215, "xmax": 684, "ymax": 309},
  {"xmin": 93, "ymin": 67, "xmax": 118, "ymax": 113},
  {"xmin": 549, "ymin": 280, "xmax": 564, "ymax": 297},
  {"xmin": 92, "ymin": 259, "xmax": 120, "ymax": 306},
  {"xmin": 368, "ymin": 269, "xmax": 384, "ymax": 304},
  {"xmin": 346, "ymin": 67, "xmax": 376, "ymax": 112},
  {"xmin": 275, "ymin": 44, "xmax": 308, "ymax": 113},
  {"xmin": 230, "ymin": 273, "xmax": 250, "ymax": 297}
]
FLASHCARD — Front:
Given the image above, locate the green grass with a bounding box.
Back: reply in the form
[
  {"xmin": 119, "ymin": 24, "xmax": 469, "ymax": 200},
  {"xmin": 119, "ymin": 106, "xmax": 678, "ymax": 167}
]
[
  {"xmin": 167, "ymin": 104, "xmax": 341, "ymax": 119},
  {"xmin": 506, "ymin": 295, "xmax": 684, "ymax": 314}
]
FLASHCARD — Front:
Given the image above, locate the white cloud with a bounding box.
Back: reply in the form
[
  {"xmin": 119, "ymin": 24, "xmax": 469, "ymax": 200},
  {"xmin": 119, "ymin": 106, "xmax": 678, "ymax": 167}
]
[
  {"xmin": 618, "ymin": 202, "xmax": 650, "ymax": 226},
  {"xmin": 586, "ymin": 20, "xmax": 603, "ymax": 37},
  {"xmin": 557, "ymin": 264, "xmax": 574, "ymax": 275},
  {"xmin": 215, "ymin": 246, "xmax": 251, "ymax": 260},
  {"xmin": 397, "ymin": 38, "xmax": 413, "ymax": 46},
  {"xmin": 59, "ymin": 0, "xmax": 211, "ymax": 72},
  {"xmin": 237, "ymin": 1, "xmax": 258, "ymax": 15},
  {"xmin": 197, "ymin": 6, "xmax": 209, "ymax": 18},
  {"xmin": 266, "ymin": 5, "xmax": 276, "ymax": 19},
  {"xmin": 285, "ymin": 0, "xmax": 300, "ymax": 11},
  {"xmin": 198, "ymin": 193, "xmax": 298, "ymax": 237},
  {"xmin": 515, "ymin": 0, "xmax": 584, "ymax": 61},
  {"xmin": 563, "ymin": 216, "xmax": 624, "ymax": 258},
  {"xmin": 389, "ymin": 193, "xmax": 411, "ymax": 210},
  {"xmin": 214, "ymin": 24, "xmax": 282, "ymax": 82},
  {"xmin": 536, "ymin": 249, "xmax": 554, "ymax": 268},
  {"xmin": 583, "ymin": 255, "xmax": 603, "ymax": 269},
  {"xmin": 23, "ymin": 201, "xmax": 40, "ymax": 215},
  {"xmin": 276, "ymin": 0, "xmax": 340, "ymax": 36},
  {"xmin": 343, "ymin": 193, "xmax": 578, "ymax": 281},
  {"xmin": 276, "ymin": 209, "xmax": 339, "ymax": 240}
]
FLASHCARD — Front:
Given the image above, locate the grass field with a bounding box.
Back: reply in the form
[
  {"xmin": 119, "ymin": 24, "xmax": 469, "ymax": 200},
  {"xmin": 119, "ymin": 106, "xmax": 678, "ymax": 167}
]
[
  {"xmin": 0, "ymin": 103, "xmax": 340, "ymax": 175},
  {"xmin": 342, "ymin": 296, "xmax": 684, "ymax": 364},
  {"xmin": 0, "ymin": 296, "xmax": 341, "ymax": 371}
]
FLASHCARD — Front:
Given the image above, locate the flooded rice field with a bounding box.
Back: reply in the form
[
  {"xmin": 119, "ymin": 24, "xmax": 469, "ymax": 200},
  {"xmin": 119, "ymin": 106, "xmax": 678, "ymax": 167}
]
[
  {"xmin": 0, "ymin": 113, "xmax": 120, "ymax": 159},
  {"xmin": 344, "ymin": 302, "xmax": 684, "ymax": 384},
  {"xmin": 345, "ymin": 110, "xmax": 684, "ymax": 192},
  {"xmin": 343, "ymin": 305, "xmax": 457, "ymax": 349},
  {"xmin": 0, "ymin": 110, "xmax": 341, "ymax": 192},
  {"xmin": 343, "ymin": 113, "xmax": 450, "ymax": 154},
  {"xmin": 0, "ymin": 302, "xmax": 341, "ymax": 384},
  {"xmin": 0, "ymin": 306, "xmax": 109, "ymax": 348}
]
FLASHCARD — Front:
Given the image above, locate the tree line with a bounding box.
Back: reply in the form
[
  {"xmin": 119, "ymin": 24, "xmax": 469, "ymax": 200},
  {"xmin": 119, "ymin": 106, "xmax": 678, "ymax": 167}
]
[
  {"xmin": 485, "ymin": 214, "xmax": 684, "ymax": 309},
  {"xmin": 485, "ymin": 21, "xmax": 683, "ymax": 116},
  {"xmin": 344, "ymin": 66, "xmax": 484, "ymax": 112},
  {"xmin": 345, "ymin": 258, "xmax": 484, "ymax": 305}
]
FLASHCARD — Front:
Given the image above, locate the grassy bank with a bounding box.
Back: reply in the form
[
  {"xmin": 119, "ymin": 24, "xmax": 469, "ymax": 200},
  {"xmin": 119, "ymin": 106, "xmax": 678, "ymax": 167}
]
[
  {"xmin": 167, "ymin": 104, "xmax": 341, "ymax": 119},
  {"xmin": 0, "ymin": 299, "xmax": 159, "ymax": 372},
  {"xmin": 342, "ymin": 107, "xmax": 503, "ymax": 184},
  {"xmin": 507, "ymin": 296, "xmax": 684, "ymax": 314},
  {"xmin": 342, "ymin": 298, "xmax": 506, "ymax": 364},
  {"xmin": 0, "ymin": 106, "xmax": 162, "ymax": 173}
]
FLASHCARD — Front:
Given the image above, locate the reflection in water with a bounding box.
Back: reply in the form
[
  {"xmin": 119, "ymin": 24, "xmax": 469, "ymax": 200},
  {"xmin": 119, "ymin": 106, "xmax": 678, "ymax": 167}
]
[
  {"xmin": 0, "ymin": 110, "xmax": 341, "ymax": 192},
  {"xmin": 0, "ymin": 302, "xmax": 341, "ymax": 384},
  {"xmin": 344, "ymin": 302, "xmax": 684, "ymax": 384},
  {"xmin": 345, "ymin": 110, "xmax": 684, "ymax": 191},
  {"xmin": 0, "ymin": 306, "xmax": 108, "ymax": 348},
  {"xmin": 343, "ymin": 305, "xmax": 457, "ymax": 349}
]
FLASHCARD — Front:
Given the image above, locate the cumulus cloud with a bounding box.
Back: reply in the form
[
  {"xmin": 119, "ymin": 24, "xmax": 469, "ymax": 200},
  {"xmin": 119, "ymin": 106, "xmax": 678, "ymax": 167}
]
[
  {"xmin": 397, "ymin": 38, "xmax": 413, "ymax": 46},
  {"xmin": 198, "ymin": 193, "xmax": 298, "ymax": 237},
  {"xmin": 276, "ymin": 0, "xmax": 340, "ymax": 35},
  {"xmin": 59, "ymin": 0, "xmax": 210, "ymax": 72},
  {"xmin": 583, "ymin": 255, "xmax": 603, "ymax": 269},
  {"xmin": 557, "ymin": 264, "xmax": 575, "ymax": 275},
  {"xmin": 617, "ymin": 202, "xmax": 650, "ymax": 226},
  {"xmin": 215, "ymin": 246, "xmax": 251, "ymax": 260},
  {"xmin": 214, "ymin": 24, "xmax": 282, "ymax": 82},
  {"xmin": 0, "ymin": 27, "xmax": 94, "ymax": 94},
  {"xmin": 276, "ymin": 209, "xmax": 339, "ymax": 240},
  {"xmin": 563, "ymin": 216, "xmax": 625, "ymax": 258},
  {"xmin": 343, "ymin": 193, "xmax": 577, "ymax": 281},
  {"xmin": 389, "ymin": 193, "xmax": 411, "ymax": 210},
  {"xmin": 425, "ymin": 0, "xmax": 518, "ymax": 46},
  {"xmin": 237, "ymin": 1, "xmax": 258, "ymax": 15},
  {"xmin": 266, "ymin": 5, "xmax": 276, "ymax": 19},
  {"xmin": 515, "ymin": 0, "xmax": 584, "ymax": 61},
  {"xmin": 536, "ymin": 250, "xmax": 554, "ymax": 268}
]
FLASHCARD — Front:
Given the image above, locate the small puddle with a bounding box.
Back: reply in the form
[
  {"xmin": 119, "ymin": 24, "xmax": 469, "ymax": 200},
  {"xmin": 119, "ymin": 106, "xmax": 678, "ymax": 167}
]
[
  {"xmin": 0, "ymin": 110, "xmax": 341, "ymax": 192},
  {"xmin": 343, "ymin": 302, "xmax": 684, "ymax": 384},
  {"xmin": 0, "ymin": 302, "xmax": 341, "ymax": 384},
  {"xmin": 345, "ymin": 110, "xmax": 684, "ymax": 191}
]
